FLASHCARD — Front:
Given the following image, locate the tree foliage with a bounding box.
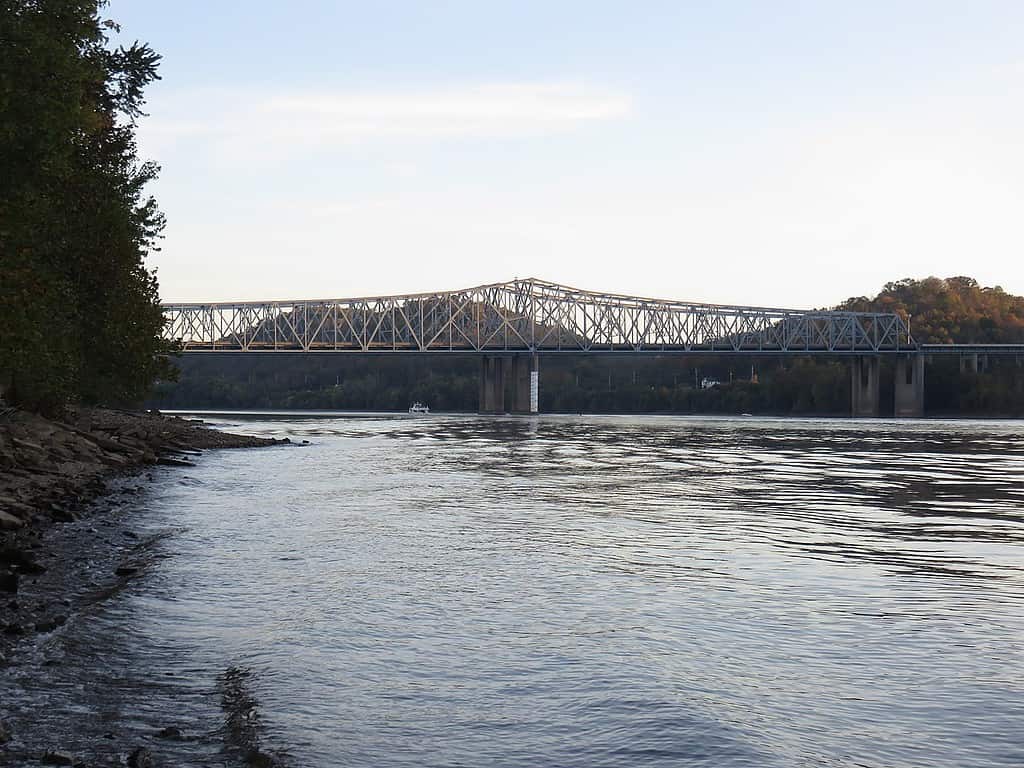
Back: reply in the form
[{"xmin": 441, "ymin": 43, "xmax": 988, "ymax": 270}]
[
  {"xmin": 837, "ymin": 276, "xmax": 1024, "ymax": 344},
  {"xmin": 0, "ymin": 0, "xmax": 172, "ymax": 412}
]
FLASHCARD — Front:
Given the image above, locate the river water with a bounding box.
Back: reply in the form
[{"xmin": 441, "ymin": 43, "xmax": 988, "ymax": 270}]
[{"xmin": 4, "ymin": 414, "xmax": 1024, "ymax": 767}]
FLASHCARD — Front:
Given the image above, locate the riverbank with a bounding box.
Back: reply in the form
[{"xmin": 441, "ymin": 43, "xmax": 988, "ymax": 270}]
[
  {"xmin": 0, "ymin": 407, "xmax": 292, "ymax": 765},
  {"xmin": 0, "ymin": 406, "xmax": 286, "ymax": 660}
]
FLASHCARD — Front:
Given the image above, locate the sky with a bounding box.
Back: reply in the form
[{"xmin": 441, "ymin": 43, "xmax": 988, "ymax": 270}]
[{"xmin": 108, "ymin": 1, "xmax": 1024, "ymax": 308}]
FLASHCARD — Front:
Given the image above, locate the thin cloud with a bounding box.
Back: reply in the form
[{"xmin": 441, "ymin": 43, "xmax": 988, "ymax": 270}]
[{"xmin": 143, "ymin": 82, "xmax": 631, "ymax": 149}]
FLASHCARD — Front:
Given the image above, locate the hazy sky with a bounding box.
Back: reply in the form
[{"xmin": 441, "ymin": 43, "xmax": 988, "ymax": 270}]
[{"xmin": 109, "ymin": 1, "xmax": 1024, "ymax": 307}]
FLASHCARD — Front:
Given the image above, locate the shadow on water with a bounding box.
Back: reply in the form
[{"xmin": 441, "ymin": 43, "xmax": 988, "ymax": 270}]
[{"xmin": 219, "ymin": 666, "xmax": 289, "ymax": 768}]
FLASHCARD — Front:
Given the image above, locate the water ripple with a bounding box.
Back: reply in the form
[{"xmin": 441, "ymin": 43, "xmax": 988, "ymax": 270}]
[{"xmin": 3, "ymin": 414, "xmax": 1023, "ymax": 767}]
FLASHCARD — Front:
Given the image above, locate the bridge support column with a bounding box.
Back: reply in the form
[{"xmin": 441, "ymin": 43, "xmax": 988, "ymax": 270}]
[
  {"xmin": 851, "ymin": 356, "xmax": 880, "ymax": 418},
  {"xmin": 894, "ymin": 354, "xmax": 925, "ymax": 418},
  {"xmin": 479, "ymin": 356, "xmax": 506, "ymax": 414},
  {"xmin": 510, "ymin": 354, "xmax": 539, "ymax": 414},
  {"xmin": 961, "ymin": 353, "xmax": 979, "ymax": 373}
]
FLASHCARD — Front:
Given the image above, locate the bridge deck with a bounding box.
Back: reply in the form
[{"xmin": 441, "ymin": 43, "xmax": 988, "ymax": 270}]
[{"xmin": 920, "ymin": 344, "xmax": 1024, "ymax": 355}]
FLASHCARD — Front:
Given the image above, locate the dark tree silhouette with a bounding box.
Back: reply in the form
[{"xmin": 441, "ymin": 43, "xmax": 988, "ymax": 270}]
[{"xmin": 0, "ymin": 0, "xmax": 174, "ymax": 412}]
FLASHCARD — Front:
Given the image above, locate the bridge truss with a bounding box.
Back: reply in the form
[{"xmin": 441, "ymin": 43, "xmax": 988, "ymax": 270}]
[{"xmin": 162, "ymin": 278, "xmax": 914, "ymax": 354}]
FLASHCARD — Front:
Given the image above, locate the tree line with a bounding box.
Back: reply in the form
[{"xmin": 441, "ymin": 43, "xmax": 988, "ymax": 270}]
[
  {"xmin": 838, "ymin": 276, "xmax": 1024, "ymax": 344},
  {"xmin": 1, "ymin": 1, "xmax": 172, "ymax": 413}
]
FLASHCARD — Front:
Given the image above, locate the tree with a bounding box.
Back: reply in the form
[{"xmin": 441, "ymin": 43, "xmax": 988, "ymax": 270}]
[
  {"xmin": 836, "ymin": 276, "xmax": 1024, "ymax": 345},
  {"xmin": 0, "ymin": 0, "xmax": 173, "ymax": 412}
]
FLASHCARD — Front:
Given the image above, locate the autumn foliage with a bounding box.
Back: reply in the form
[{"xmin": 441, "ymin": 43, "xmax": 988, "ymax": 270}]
[{"xmin": 838, "ymin": 276, "xmax": 1024, "ymax": 344}]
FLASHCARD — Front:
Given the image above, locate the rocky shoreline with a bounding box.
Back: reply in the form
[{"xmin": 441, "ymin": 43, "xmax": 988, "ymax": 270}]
[
  {"xmin": 0, "ymin": 407, "xmax": 290, "ymax": 764},
  {"xmin": 1, "ymin": 406, "xmax": 283, "ymax": 526}
]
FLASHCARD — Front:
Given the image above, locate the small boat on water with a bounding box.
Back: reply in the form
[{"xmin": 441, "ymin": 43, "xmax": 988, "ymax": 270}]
[{"xmin": 408, "ymin": 402, "xmax": 430, "ymax": 414}]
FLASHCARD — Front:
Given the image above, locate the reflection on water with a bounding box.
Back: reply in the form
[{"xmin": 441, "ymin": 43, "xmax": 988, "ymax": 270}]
[{"xmin": 4, "ymin": 414, "xmax": 1024, "ymax": 767}]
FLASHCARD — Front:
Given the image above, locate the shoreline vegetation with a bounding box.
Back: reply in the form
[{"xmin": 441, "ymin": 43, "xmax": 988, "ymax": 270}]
[{"xmin": 1, "ymin": 3, "xmax": 173, "ymax": 415}]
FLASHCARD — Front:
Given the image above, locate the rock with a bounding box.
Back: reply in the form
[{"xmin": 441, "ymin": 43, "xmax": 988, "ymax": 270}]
[
  {"xmin": 0, "ymin": 720, "xmax": 10, "ymax": 744},
  {"xmin": 24, "ymin": 559, "xmax": 46, "ymax": 574},
  {"xmin": 50, "ymin": 505, "xmax": 77, "ymax": 523},
  {"xmin": 156, "ymin": 457, "xmax": 195, "ymax": 468},
  {"xmin": 3, "ymin": 622, "xmax": 24, "ymax": 636},
  {"xmin": 0, "ymin": 569, "xmax": 17, "ymax": 593},
  {"xmin": 156, "ymin": 726, "xmax": 182, "ymax": 739},
  {"xmin": 35, "ymin": 614, "xmax": 67, "ymax": 633},
  {"xmin": 127, "ymin": 746, "xmax": 154, "ymax": 767},
  {"xmin": 41, "ymin": 751, "xmax": 76, "ymax": 765},
  {"xmin": 0, "ymin": 509, "xmax": 24, "ymax": 530},
  {"xmin": 115, "ymin": 565, "xmax": 138, "ymax": 576},
  {"xmin": 0, "ymin": 546, "xmax": 46, "ymax": 573},
  {"xmin": 19, "ymin": 558, "xmax": 46, "ymax": 574},
  {"xmin": 11, "ymin": 436, "xmax": 45, "ymax": 453},
  {"xmin": 245, "ymin": 748, "xmax": 275, "ymax": 767}
]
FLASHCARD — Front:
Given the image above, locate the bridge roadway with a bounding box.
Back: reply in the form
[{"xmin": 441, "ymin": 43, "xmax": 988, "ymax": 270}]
[{"xmin": 161, "ymin": 278, "xmax": 1024, "ymax": 417}]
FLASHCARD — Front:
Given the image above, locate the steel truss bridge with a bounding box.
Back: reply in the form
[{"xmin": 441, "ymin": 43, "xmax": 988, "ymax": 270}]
[{"xmin": 162, "ymin": 278, "xmax": 915, "ymax": 355}]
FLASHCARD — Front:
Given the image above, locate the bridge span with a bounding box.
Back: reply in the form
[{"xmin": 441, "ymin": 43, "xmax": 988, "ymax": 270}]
[{"xmin": 161, "ymin": 278, "xmax": 1021, "ymax": 417}]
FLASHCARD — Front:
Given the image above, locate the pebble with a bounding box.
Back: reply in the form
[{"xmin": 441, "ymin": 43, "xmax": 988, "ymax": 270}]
[
  {"xmin": 245, "ymin": 748, "xmax": 275, "ymax": 767},
  {"xmin": 41, "ymin": 752, "xmax": 75, "ymax": 766},
  {"xmin": 35, "ymin": 614, "xmax": 67, "ymax": 633},
  {"xmin": 127, "ymin": 746, "xmax": 154, "ymax": 767}
]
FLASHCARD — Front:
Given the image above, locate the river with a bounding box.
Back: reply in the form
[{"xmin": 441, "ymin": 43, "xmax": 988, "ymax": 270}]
[{"xmin": 3, "ymin": 414, "xmax": 1024, "ymax": 767}]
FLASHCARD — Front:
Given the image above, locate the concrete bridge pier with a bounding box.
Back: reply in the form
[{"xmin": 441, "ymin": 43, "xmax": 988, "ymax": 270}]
[
  {"xmin": 511, "ymin": 354, "xmax": 539, "ymax": 414},
  {"xmin": 894, "ymin": 354, "xmax": 925, "ymax": 418},
  {"xmin": 851, "ymin": 356, "xmax": 880, "ymax": 417},
  {"xmin": 479, "ymin": 356, "xmax": 506, "ymax": 413},
  {"xmin": 479, "ymin": 354, "xmax": 540, "ymax": 414}
]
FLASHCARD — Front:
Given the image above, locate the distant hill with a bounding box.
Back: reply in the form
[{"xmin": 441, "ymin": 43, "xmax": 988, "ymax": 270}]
[{"xmin": 836, "ymin": 276, "xmax": 1024, "ymax": 344}]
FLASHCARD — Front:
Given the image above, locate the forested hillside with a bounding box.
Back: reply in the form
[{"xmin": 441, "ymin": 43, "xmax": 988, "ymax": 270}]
[
  {"xmin": 839, "ymin": 276, "xmax": 1024, "ymax": 344},
  {"xmin": 0, "ymin": 1, "xmax": 172, "ymax": 413}
]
